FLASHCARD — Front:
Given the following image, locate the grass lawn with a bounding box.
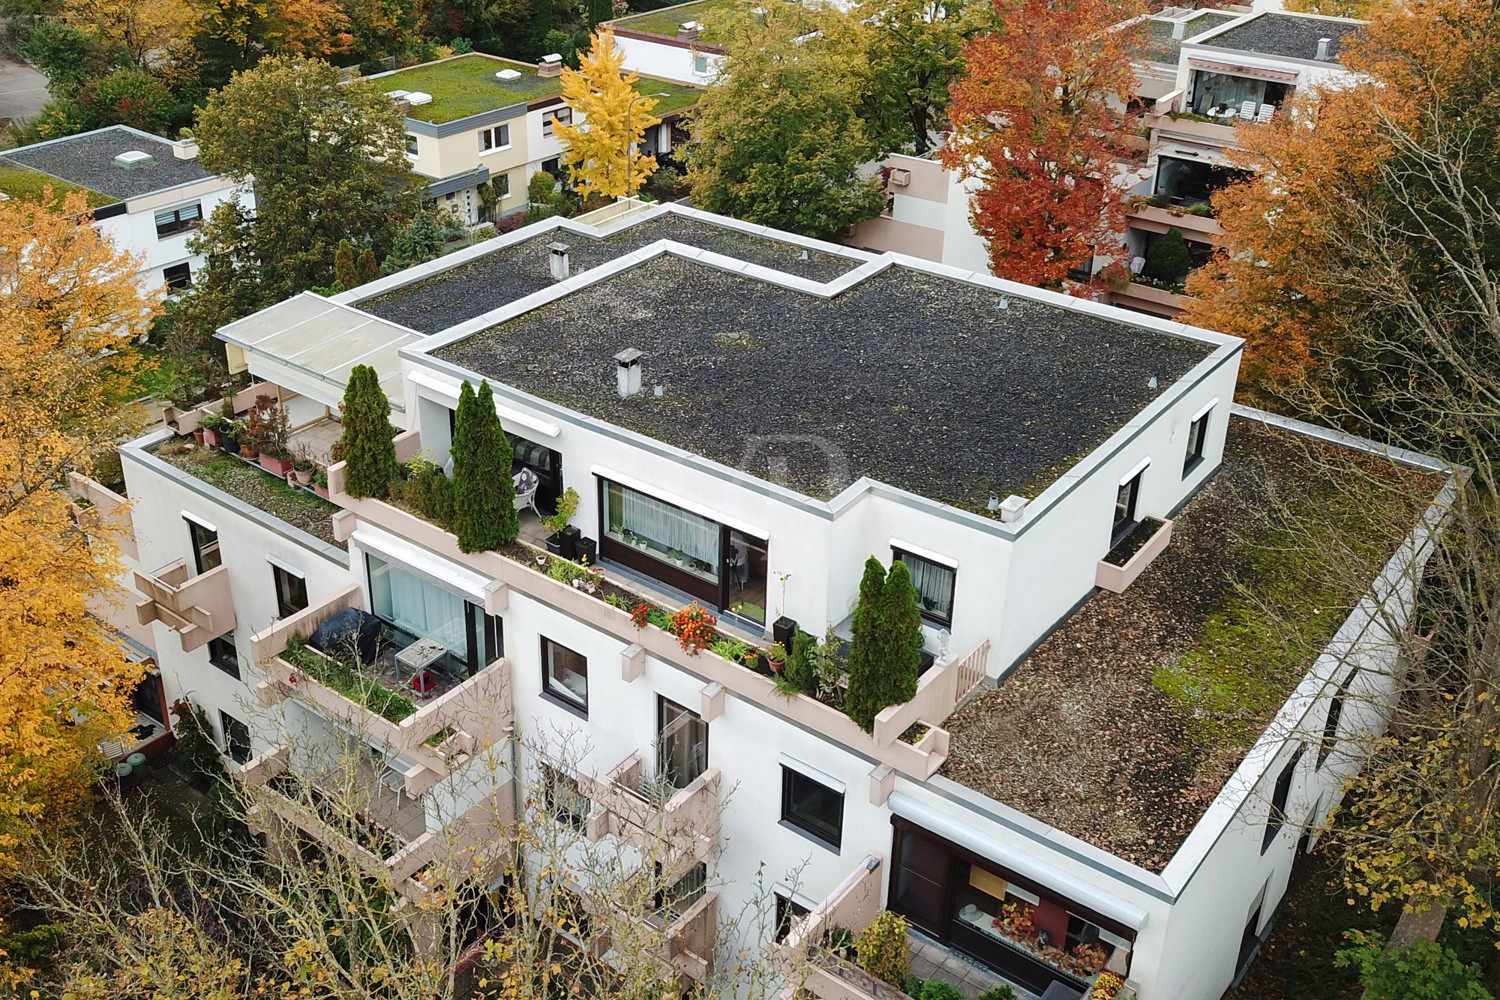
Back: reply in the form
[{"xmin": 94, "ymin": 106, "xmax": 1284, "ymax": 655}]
[
  {"xmin": 377, "ymin": 53, "xmax": 563, "ymax": 123},
  {"xmin": 612, "ymin": 0, "xmax": 743, "ymax": 43}
]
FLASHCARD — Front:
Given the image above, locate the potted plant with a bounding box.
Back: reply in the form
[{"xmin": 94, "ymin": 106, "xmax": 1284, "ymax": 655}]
[
  {"xmin": 577, "ymin": 536, "xmax": 598, "ymax": 566},
  {"xmin": 543, "ymin": 487, "xmax": 580, "ymax": 559},
  {"xmin": 292, "ymin": 455, "xmax": 315, "ymax": 486},
  {"xmin": 313, "ymin": 469, "xmax": 329, "ymax": 499},
  {"xmin": 767, "ymin": 641, "xmax": 787, "ymax": 673},
  {"xmin": 252, "ymin": 395, "xmax": 294, "ymax": 476},
  {"xmin": 194, "ymin": 414, "xmax": 214, "ymax": 445},
  {"xmin": 221, "ymin": 418, "xmax": 246, "ymax": 457}
]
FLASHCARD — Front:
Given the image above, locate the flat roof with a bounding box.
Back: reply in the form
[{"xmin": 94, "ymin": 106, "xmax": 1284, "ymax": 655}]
[
  {"xmin": 942, "ymin": 415, "xmax": 1444, "ymax": 871},
  {"xmin": 361, "ymin": 212, "xmax": 869, "ymax": 333},
  {"xmin": 0, "ymin": 162, "xmax": 117, "ymax": 208},
  {"xmin": 1134, "ymin": 10, "xmax": 1239, "ymax": 64},
  {"xmin": 1198, "ymin": 11, "xmax": 1362, "ymax": 61},
  {"xmin": 428, "ymin": 252, "xmax": 1215, "ymax": 505},
  {"xmin": 610, "ymin": 0, "xmax": 740, "ymax": 44},
  {"xmin": 374, "ymin": 54, "xmax": 563, "ymax": 123},
  {"xmin": 0, "ymin": 126, "xmax": 209, "ymax": 201}
]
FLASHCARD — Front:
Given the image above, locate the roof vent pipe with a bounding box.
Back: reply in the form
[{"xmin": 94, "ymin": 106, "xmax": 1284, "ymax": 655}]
[
  {"xmin": 1314, "ymin": 37, "xmax": 1332, "ymax": 60},
  {"xmin": 548, "ymin": 242, "xmax": 570, "ymax": 280},
  {"xmin": 614, "ymin": 348, "xmax": 643, "ymax": 398},
  {"xmin": 1171, "ymin": 20, "xmax": 1185, "ymax": 39}
]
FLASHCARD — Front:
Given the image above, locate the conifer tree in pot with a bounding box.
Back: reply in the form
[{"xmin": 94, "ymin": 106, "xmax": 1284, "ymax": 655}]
[
  {"xmin": 340, "ymin": 364, "xmax": 399, "ymax": 499},
  {"xmin": 845, "ymin": 557, "xmax": 924, "ymax": 731},
  {"xmin": 844, "ymin": 557, "xmax": 890, "ymax": 731},
  {"xmin": 451, "ymin": 380, "xmax": 518, "ymax": 552}
]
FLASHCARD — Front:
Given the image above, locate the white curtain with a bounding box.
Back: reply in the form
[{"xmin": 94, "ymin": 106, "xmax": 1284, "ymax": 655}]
[
  {"xmin": 900, "ymin": 554, "xmax": 954, "ymax": 619},
  {"xmin": 370, "ymin": 556, "xmax": 467, "ymax": 652},
  {"xmin": 619, "ymin": 485, "xmax": 719, "ymax": 565}
]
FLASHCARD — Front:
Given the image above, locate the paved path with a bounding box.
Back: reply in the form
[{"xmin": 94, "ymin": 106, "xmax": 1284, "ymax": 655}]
[{"xmin": 0, "ymin": 44, "xmax": 48, "ymax": 127}]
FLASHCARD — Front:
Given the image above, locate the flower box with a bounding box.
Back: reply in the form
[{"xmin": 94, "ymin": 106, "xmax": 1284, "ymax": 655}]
[
  {"xmin": 1096, "ymin": 517, "xmax": 1173, "ymax": 593},
  {"xmin": 259, "ymin": 452, "xmax": 294, "ymax": 477}
]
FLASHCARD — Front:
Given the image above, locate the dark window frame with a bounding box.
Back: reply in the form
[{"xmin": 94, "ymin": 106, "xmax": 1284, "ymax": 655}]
[
  {"xmin": 271, "ymin": 564, "xmax": 308, "ymax": 619},
  {"xmin": 892, "ymin": 546, "xmax": 956, "ymax": 627},
  {"xmin": 541, "ymin": 636, "xmax": 588, "ymax": 716},
  {"xmin": 1262, "ymin": 747, "xmax": 1304, "ymax": 852},
  {"xmin": 133, "ymin": 668, "xmax": 167, "ymax": 727},
  {"xmin": 1318, "ymin": 669, "xmax": 1357, "ymax": 768},
  {"xmin": 780, "ymin": 764, "xmax": 845, "ymax": 851},
  {"xmin": 186, "ymin": 517, "xmax": 221, "ymax": 574},
  {"xmin": 542, "ymin": 107, "xmax": 571, "ymax": 137},
  {"xmin": 220, "ymin": 710, "xmax": 251, "ymax": 764},
  {"xmin": 1112, "ymin": 470, "xmax": 1143, "ymax": 546},
  {"xmin": 774, "ymin": 891, "xmax": 812, "ymax": 944},
  {"xmin": 541, "ymin": 762, "xmax": 591, "ymax": 831},
  {"xmin": 163, "ymin": 261, "xmax": 192, "ymax": 290},
  {"xmin": 154, "ymin": 203, "xmax": 202, "ymax": 238},
  {"xmin": 207, "ymin": 634, "xmax": 240, "ymax": 679},
  {"xmin": 1183, "ymin": 411, "xmax": 1210, "ymax": 476}
]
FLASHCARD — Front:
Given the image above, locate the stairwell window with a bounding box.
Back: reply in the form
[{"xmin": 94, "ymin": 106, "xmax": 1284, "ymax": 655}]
[
  {"xmin": 1318, "ymin": 670, "xmax": 1357, "ymax": 768},
  {"xmin": 271, "ymin": 563, "xmax": 308, "ymax": 619},
  {"xmin": 220, "ymin": 711, "xmax": 251, "ymax": 764}
]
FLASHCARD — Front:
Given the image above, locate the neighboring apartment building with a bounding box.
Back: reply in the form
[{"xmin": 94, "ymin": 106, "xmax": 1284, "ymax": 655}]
[
  {"xmin": 0, "ymin": 125, "xmax": 253, "ymax": 294},
  {"xmin": 85, "ymin": 204, "xmax": 1450, "ymax": 1000},
  {"xmin": 1112, "ymin": 8, "xmax": 1364, "ymax": 317},
  {"xmin": 606, "ymin": 0, "xmax": 731, "ymax": 85},
  {"xmin": 366, "ymin": 52, "xmax": 702, "ymax": 225}
]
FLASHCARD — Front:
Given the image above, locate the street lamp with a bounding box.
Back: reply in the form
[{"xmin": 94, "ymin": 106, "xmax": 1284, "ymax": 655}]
[{"xmin": 625, "ymin": 91, "xmax": 670, "ymax": 200}]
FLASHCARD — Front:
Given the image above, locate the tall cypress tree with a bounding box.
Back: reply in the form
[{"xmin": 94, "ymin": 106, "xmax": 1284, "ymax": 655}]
[
  {"xmin": 845, "ymin": 557, "xmax": 891, "ymax": 731},
  {"xmin": 452, "ymin": 380, "xmax": 518, "ymax": 552},
  {"xmin": 880, "ymin": 560, "xmax": 924, "ymax": 706},
  {"xmin": 340, "ymin": 364, "xmax": 398, "ymax": 498},
  {"xmin": 785, "ymin": 627, "xmax": 817, "ymax": 696}
]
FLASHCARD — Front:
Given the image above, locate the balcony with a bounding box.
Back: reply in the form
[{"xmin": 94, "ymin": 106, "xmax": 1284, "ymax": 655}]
[
  {"xmin": 250, "ymin": 585, "xmax": 513, "ymax": 760},
  {"xmin": 67, "ymin": 471, "xmax": 136, "ymax": 560},
  {"xmin": 584, "ymin": 878, "xmax": 719, "ymax": 986},
  {"xmin": 1124, "ymin": 203, "xmax": 1225, "ymax": 245},
  {"xmin": 1106, "ymin": 280, "xmax": 1194, "ymax": 319},
  {"xmin": 133, "ymin": 559, "xmax": 235, "ymax": 652},
  {"xmin": 577, "ymin": 751, "xmax": 721, "ymax": 873},
  {"xmin": 773, "ymin": 854, "xmax": 886, "ymax": 999},
  {"xmin": 1142, "ymin": 110, "xmax": 1242, "ymax": 147},
  {"xmin": 239, "ymin": 743, "xmax": 514, "ymax": 905}
]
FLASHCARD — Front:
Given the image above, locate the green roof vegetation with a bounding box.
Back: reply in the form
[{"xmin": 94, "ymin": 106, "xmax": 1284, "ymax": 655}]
[
  {"xmin": 612, "ymin": 0, "xmax": 743, "ymax": 44},
  {"xmin": 377, "ymin": 54, "xmax": 563, "ymax": 124},
  {"xmin": 635, "ymin": 78, "xmax": 703, "ymax": 116},
  {"xmin": 0, "ymin": 162, "xmax": 118, "ymax": 209}
]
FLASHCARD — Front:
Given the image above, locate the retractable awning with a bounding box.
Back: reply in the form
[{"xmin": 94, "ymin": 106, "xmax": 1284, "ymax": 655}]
[
  {"xmin": 216, "ymin": 292, "xmax": 421, "ymax": 412},
  {"xmin": 1188, "ymin": 58, "xmax": 1298, "ymax": 83}
]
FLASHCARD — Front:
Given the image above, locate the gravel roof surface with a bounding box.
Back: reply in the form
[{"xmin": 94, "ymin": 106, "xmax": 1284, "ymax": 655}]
[
  {"xmin": 941, "ymin": 418, "xmax": 1442, "ymax": 871},
  {"xmin": 432, "ymin": 255, "xmax": 1211, "ymax": 504},
  {"xmin": 362, "ymin": 213, "xmax": 867, "ymax": 333},
  {"xmin": 2, "ymin": 126, "xmax": 209, "ymax": 200},
  {"xmin": 1134, "ymin": 11, "xmax": 1238, "ymax": 63},
  {"xmin": 1200, "ymin": 12, "xmax": 1361, "ymax": 61}
]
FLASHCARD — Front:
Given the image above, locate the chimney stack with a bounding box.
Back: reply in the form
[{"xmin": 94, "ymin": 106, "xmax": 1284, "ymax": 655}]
[
  {"xmin": 1171, "ymin": 19, "xmax": 1186, "ymax": 39},
  {"xmin": 538, "ymin": 53, "xmax": 563, "ymax": 77},
  {"xmin": 677, "ymin": 20, "xmax": 701, "ymax": 40},
  {"xmin": 1314, "ymin": 36, "xmax": 1332, "ymax": 60},
  {"xmin": 173, "ymin": 137, "xmax": 199, "ymax": 160},
  {"xmin": 614, "ymin": 348, "xmax": 643, "ymax": 398},
  {"xmin": 548, "ymin": 242, "xmax": 570, "ymax": 281}
]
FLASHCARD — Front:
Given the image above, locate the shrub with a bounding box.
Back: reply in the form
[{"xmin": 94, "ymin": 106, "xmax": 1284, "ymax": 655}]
[
  {"xmin": 451, "ymin": 380, "xmax": 518, "ymax": 551},
  {"xmin": 845, "ymin": 558, "xmax": 922, "ymax": 730},
  {"xmin": 334, "ymin": 238, "xmax": 357, "ymax": 289},
  {"xmin": 528, "ymin": 170, "xmax": 558, "ymax": 205},
  {"xmin": 407, "ymin": 460, "xmax": 454, "ymax": 529},
  {"xmin": 855, "ymin": 910, "xmax": 910, "ymax": 989},
  {"xmin": 1335, "ymin": 930, "xmax": 1494, "ymax": 1000},
  {"xmin": 903, "ymin": 976, "xmax": 924, "ymax": 998},
  {"xmin": 784, "ymin": 626, "xmax": 816, "ymax": 694},
  {"xmin": 918, "ymin": 981, "xmax": 963, "ymax": 1000},
  {"xmin": 1144, "ymin": 226, "xmax": 1193, "ymax": 286},
  {"xmin": 977, "ymin": 988, "xmax": 1017, "ymax": 1000},
  {"xmin": 340, "ymin": 364, "xmax": 399, "ymax": 498}
]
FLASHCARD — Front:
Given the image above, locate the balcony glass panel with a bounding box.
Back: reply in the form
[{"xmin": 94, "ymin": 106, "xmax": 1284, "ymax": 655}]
[{"xmin": 1189, "ymin": 71, "xmax": 1291, "ymax": 116}]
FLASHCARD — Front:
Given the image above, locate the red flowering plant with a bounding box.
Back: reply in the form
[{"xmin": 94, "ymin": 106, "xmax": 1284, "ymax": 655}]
[
  {"xmin": 668, "ymin": 602, "xmax": 718, "ymax": 655},
  {"xmin": 1070, "ymin": 942, "xmax": 1109, "ymax": 975},
  {"xmin": 631, "ymin": 602, "xmax": 655, "ymax": 629}
]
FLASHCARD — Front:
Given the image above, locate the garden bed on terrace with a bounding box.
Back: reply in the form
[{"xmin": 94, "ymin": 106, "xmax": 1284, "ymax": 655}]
[
  {"xmin": 155, "ymin": 441, "xmax": 343, "ymax": 549},
  {"xmin": 941, "ymin": 418, "xmax": 1443, "ymax": 872}
]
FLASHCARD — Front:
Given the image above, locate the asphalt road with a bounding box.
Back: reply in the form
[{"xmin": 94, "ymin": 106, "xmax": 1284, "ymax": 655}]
[{"xmin": 0, "ymin": 45, "xmax": 48, "ymax": 127}]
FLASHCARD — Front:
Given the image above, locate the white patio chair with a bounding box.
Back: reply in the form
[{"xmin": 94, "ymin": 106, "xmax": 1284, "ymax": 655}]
[
  {"xmin": 513, "ymin": 468, "xmax": 540, "ymax": 516},
  {"xmin": 1256, "ymin": 103, "xmax": 1275, "ymax": 123},
  {"xmin": 1239, "ymin": 99, "xmax": 1257, "ymax": 120}
]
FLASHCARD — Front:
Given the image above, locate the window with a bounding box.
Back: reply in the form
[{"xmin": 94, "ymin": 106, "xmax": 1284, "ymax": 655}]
[
  {"xmin": 207, "ymin": 634, "xmax": 240, "ymax": 679},
  {"xmin": 543, "ymin": 107, "xmax": 571, "ymax": 137},
  {"xmin": 132, "ymin": 670, "xmax": 166, "ymax": 727},
  {"xmin": 1318, "ymin": 670, "xmax": 1356, "ymax": 768},
  {"xmin": 1262, "ymin": 747, "xmax": 1303, "ymax": 852},
  {"xmin": 541, "ymin": 763, "xmax": 591, "ymax": 830},
  {"xmin": 495, "ymin": 172, "xmax": 510, "ymax": 198},
  {"xmin": 658, "ymin": 697, "xmax": 707, "ymax": 789},
  {"xmin": 652, "ymin": 862, "xmax": 707, "ymax": 921},
  {"xmin": 1113, "ymin": 470, "xmax": 1142, "ymax": 544},
  {"xmin": 154, "ymin": 203, "xmax": 201, "ymax": 238},
  {"xmin": 542, "ymin": 157, "xmax": 561, "ymax": 177},
  {"xmin": 693, "ymin": 53, "xmax": 710, "ymax": 75},
  {"xmin": 163, "ymin": 262, "xmax": 192, "ymax": 290},
  {"xmin": 603, "ymin": 478, "xmax": 721, "ymax": 585},
  {"xmin": 780, "ymin": 764, "xmax": 844, "ymax": 850},
  {"xmin": 541, "ymin": 637, "xmax": 588, "ymax": 713},
  {"xmin": 186, "ymin": 517, "xmax": 221, "ymax": 573},
  {"xmin": 893, "ymin": 547, "xmax": 956, "ymax": 626},
  {"xmin": 405, "ymin": 133, "xmax": 418, "ymax": 155},
  {"xmin": 220, "ymin": 710, "xmax": 251, "ymax": 764},
  {"xmin": 1184, "ymin": 411, "xmax": 1210, "ymax": 475},
  {"xmin": 480, "ymin": 123, "xmax": 511, "ymax": 151},
  {"xmin": 774, "ymin": 892, "xmax": 811, "ymax": 944},
  {"xmin": 272, "ymin": 563, "xmax": 308, "ymax": 618}
]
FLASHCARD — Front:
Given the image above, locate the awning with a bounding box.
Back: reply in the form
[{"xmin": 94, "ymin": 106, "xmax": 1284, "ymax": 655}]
[
  {"xmin": 1188, "ymin": 58, "xmax": 1298, "ymax": 83},
  {"xmin": 216, "ymin": 292, "xmax": 421, "ymax": 412}
]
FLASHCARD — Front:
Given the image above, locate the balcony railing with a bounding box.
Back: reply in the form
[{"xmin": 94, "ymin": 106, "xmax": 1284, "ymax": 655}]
[
  {"xmin": 133, "ymin": 559, "xmax": 235, "ymax": 652},
  {"xmin": 577, "ymin": 751, "xmax": 721, "ymax": 873},
  {"xmin": 251, "ymin": 585, "xmax": 513, "ymax": 761},
  {"xmin": 1124, "ymin": 203, "xmax": 1226, "ymax": 244},
  {"xmin": 326, "ymin": 434, "xmax": 955, "ymax": 781},
  {"xmin": 586, "ymin": 882, "xmax": 719, "ymax": 985},
  {"xmin": 871, "ymin": 641, "xmax": 988, "ymax": 750},
  {"xmin": 67, "ymin": 471, "xmax": 136, "ymax": 560},
  {"xmin": 773, "ymin": 854, "xmax": 889, "ymax": 1000}
]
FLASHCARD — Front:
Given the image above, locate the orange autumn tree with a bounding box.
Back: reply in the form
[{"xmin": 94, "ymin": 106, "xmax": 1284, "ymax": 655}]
[
  {"xmin": 944, "ymin": 0, "xmax": 1144, "ymax": 288},
  {"xmin": 0, "ymin": 188, "xmax": 158, "ymax": 868}
]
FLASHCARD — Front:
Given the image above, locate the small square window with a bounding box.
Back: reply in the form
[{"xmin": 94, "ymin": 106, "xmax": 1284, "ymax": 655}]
[
  {"xmin": 1184, "ymin": 411, "xmax": 1210, "ymax": 475},
  {"xmin": 207, "ymin": 634, "xmax": 240, "ymax": 679},
  {"xmin": 693, "ymin": 53, "xmax": 710, "ymax": 75},
  {"xmin": 541, "ymin": 637, "xmax": 588, "ymax": 714},
  {"xmin": 186, "ymin": 517, "xmax": 221, "ymax": 574},
  {"xmin": 272, "ymin": 564, "xmax": 308, "ymax": 619},
  {"xmin": 892, "ymin": 547, "xmax": 955, "ymax": 626},
  {"xmin": 405, "ymin": 133, "xmax": 418, "ymax": 155},
  {"xmin": 780, "ymin": 764, "xmax": 844, "ymax": 850},
  {"xmin": 1113, "ymin": 472, "xmax": 1142, "ymax": 544},
  {"xmin": 163, "ymin": 262, "xmax": 192, "ymax": 290},
  {"xmin": 220, "ymin": 710, "xmax": 251, "ymax": 764},
  {"xmin": 541, "ymin": 763, "xmax": 591, "ymax": 831}
]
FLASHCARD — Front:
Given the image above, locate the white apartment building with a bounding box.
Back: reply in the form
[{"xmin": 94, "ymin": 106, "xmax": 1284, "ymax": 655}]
[
  {"xmin": 85, "ymin": 204, "xmax": 1450, "ymax": 1000},
  {"xmin": 0, "ymin": 125, "xmax": 253, "ymax": 294}
]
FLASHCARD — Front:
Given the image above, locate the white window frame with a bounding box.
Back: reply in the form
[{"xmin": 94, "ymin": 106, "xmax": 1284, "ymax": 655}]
[
  {"xmin": 480, "ymin": 123, "xmax": 511, "ymax": 153},
  {"xmin": 542, "ymin": 107, "xmax": 571, "ymax": 137}
]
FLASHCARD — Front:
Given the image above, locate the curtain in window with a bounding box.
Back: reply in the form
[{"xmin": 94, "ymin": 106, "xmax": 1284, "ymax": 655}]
[
  {"xmin": 370, "ymin": 556, "xmax": 467, "ymax": 653},
  {"xmin": 899, "ymin": 553, "xmax": 954, "ymax": 619},
  {"xmin": 618, "ymin": 485, "xmax": 720, "ymax": 565}
]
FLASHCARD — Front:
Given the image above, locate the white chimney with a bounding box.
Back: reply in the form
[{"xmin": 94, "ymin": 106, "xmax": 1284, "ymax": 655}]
[
  {"xmin": 614, "ymin": 348, "xmax": 643, "ymax": 398},
  {"xmin": 1314, "ymin": 37, "xmax": 1332, "ymax": 60},
  {"xmin": 1171, "ymin": 20, "xmax": 1186, "ymax": 39},
  {"xmin": 548, "ymin": 242, "xmax": 570, "ymax": 280},
  {"xmin": 999, "ymin": 495, "xmax": 1028, "ymax": 523},
  {"xmin": 172, "ymin": 137, "xmax": 199, "ymax": 160}
]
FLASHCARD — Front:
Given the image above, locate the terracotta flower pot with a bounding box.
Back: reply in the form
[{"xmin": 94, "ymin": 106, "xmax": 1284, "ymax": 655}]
[
  {"xmin": 202, "ymin": 428, "xmax": 220, "ymax": 447},
  {"xmin": 240, "ymin": 443, "xmax": 260, "ymax": 460},
  {"xmin": 293, "ymin": 468, "xmax": 313, "ymax": 486},
  {"xmin": 259, "ymin": 453, "xmax": 293, "ymax": 477},
  {"xmin": 193, "ymin": 429, "xmax": 206, "ymax": 444},
  {"xmin": 314, "ymin": 484, "xmax": 330, "ymax": 499}
]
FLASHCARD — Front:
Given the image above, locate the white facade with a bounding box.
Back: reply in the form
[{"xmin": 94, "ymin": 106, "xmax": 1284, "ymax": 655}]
[
  {"xmin": 105, "ymin": 205, "xmax": 1448, "ymax": 1000},
  {"xmin": 102, "ymin": 177, "xmax": 251, "ymax": 295}
]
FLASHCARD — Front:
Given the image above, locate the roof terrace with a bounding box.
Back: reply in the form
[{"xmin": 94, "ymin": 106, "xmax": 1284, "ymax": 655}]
[
  {"xmin": 610, "ymin": 0, "xmax": 742, "ymax": 45},
  {"xmin": 942, "ymin": 414, "xmax": 1444, "ymax": 871}
]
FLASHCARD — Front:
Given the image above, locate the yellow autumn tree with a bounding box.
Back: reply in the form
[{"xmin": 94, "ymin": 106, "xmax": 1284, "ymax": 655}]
[
  {"xmin": 0, "ymin": 188, "xmax": 159, "ymax": 870},
  {"xmin": 555, "ymin": 28, "xmax": 660, "ymax": 200},
  {"xmin": 62, "ymin": 0, "xmax": 199, "ymax": 68}
]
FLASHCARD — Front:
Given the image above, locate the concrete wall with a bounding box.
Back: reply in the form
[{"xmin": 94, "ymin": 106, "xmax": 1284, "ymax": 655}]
[{"xmin": 611, "ymin": 32, "xmax": 722, "ymax": 86}]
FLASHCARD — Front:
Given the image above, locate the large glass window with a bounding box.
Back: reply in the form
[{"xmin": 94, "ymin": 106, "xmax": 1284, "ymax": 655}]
[
  {"xmin": 272, "ymin": 564, "xmax": 308, "ymax": 619},
  {"xmin": 604, "ymin": 480, "xmax": 721, "ymax": 584},
  {"xmin": 893, "ymin": 548, "xmax": 956, "ymax": 626},
  {"xmin": 368, "ymin": 555, "xmax": 467, "ymax": 659},
  {"xmin": 220, "ymin": 711, "xmax": 251, "ymax": 764},
  {"xmin": 780, "ymin": 764, "xmax": 844, "ymax": 850},
  {"xmin": 1189, "ymin": 71, "xmax": 1292, "ymax": 117},
  {"xmin": 541, "ymin": 637, "xmax": 588, "ymax": 713},
  {"xmin": 658, "ymin": 697, "xmax": 707, "ymax": 790}
]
